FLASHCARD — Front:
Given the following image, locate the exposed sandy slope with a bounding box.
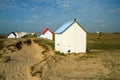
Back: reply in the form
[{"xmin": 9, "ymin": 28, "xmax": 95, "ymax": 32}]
[
  {"xmin": 0, "ymin": 39, "xmax": 119, "ymax": 80},
  {"xmin": 0, "ymin": 40, "xmax": 47, "ymax": 80}
]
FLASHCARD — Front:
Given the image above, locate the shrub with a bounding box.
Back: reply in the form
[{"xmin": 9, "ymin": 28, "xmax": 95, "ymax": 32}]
[
  {"xmin": 55, "ymin": 51, "xmax": 65, "ymax": 56},
  {"xmin": 24, "ymin": 39, "xmax": 32, "ymax": 46},
  {"xmin": 15, "ymin": 41, "xmax": 22, "ymax": 50},
  {"xmin": 0, "ymin": 41, "xmax": 4, "ymax": 50},
  {"xmin": 22, "ymin": 34, "xmax": 36, "ymax": 38},
  {"xmin": 86, "ymin": 47, "xmax": 90, "ymax": 53}
]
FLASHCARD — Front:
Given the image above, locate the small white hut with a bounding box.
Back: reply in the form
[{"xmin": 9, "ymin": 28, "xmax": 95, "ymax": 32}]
[
  {"xmin": 55, "ymin": 19, "xmax": 87, "ymax": 54},
  {"xmin": 8, "ymin": 32, "xmax": 19, "ymax": 38},
  {"xmin": 17, "ymin": 32, "xmax": 29, "ymax": 38},
  {"xmin": 39, "ymin": 28, "xmax": 54, "ymax": 40},
  {"xmin": 8, "ymin": 32, "xmax": 29, "ymax": 38}
]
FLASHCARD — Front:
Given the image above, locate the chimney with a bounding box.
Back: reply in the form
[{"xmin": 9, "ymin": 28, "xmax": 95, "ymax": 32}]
[{"xmin": 74, "ymin": 18, "xmax": 76, "ymax": 21}]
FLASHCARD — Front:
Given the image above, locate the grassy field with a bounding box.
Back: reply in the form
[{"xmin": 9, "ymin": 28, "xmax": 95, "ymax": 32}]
[
  {"xmin": 32, "ymin": 33, "xmax": 120, "ymax": 79},
  {"xmin": 87, "ymin": 33, "xmax": 120, "ymax": 50},
  {"xmin": 86, "ymin": 33, "xmax": 120, "ymax": 79},
  {"xmin": 0, "ymin": 33, "xmax": 120, "ymax": 80},
  {"xmin": 34, "ymin": 33, "xmax": 120, "ymax": 51}
]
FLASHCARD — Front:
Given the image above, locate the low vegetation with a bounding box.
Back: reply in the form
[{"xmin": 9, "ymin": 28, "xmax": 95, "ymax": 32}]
[
  {"xmin": 0, "ymin": 34, "xmax": 7, "ymax": 39},
  {"xmin": 0, "ymin": 33, "xmax": 120, "ymax": 80},
  {"xmin": 22, "ymin": 34, "xmax": 37, "ymax": 38},
  {"xmin": 33, "ymin": 38, "xmax": 54, "ymax": 50},
  {"xmin": 87, "ymin": 33, "xmax": 120, "ymax": 50}
]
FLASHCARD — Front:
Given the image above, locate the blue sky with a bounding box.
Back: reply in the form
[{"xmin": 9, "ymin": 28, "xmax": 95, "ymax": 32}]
[{"xmin": 0, "ymin": 0, "xmax": 120, "ymax": 34}]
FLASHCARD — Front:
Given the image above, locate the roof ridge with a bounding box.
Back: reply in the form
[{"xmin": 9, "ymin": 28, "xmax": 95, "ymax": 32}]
[
  {"xmin": 42, "ymin": 28, "xmax": 54, "ymax": 34},
  {"xmin": 55, "ymin": 20, "xmax": 74, "ymax": 34}
]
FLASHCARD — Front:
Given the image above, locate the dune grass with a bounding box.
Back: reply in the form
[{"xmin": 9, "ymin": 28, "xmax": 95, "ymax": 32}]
[
  {"xmin": 87, "ymin": 33, "xmax": 120, "ymax": 50},
  {"xmin": 33, "ymin": 38, "xmax": 54, "ymax": 50}
]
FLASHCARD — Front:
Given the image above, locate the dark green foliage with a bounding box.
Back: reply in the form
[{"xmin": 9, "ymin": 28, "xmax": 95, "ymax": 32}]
[
  {"xmin": 86, "ymin": 47, "xmax": 90, "ymax": 53},
  {"xmin": 24, "ymin": 39, "xmax": 32, "ymax": 46},
  {"xmin": 55, "ymin": 51, "xmax": 65, "ymax": 56},
  {"xmin": 0, "ymin": 75, "xmax": 5, "ymax": 80},
  {"xmin": 0, "ymin": 40, "xmax": 4, "ymax": 50},
  {"xmin": 15, "ymin": 41, "xmax": 22, "ymax": 50},
  {"xmin": 22, "ymin": 34, "xmax": 37, "ymax": 38}
]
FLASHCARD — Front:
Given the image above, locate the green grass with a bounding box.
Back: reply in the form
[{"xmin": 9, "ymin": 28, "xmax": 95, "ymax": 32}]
[
  {"xmin": 33, "ymin": 38, "xmax": 54, "ymax": 50},
  {"xmin": 55, "ymin": 51, "xmax": 65, "ymax": 56},
  {"xmin": 1, "ymin": 33, "xmax": 120, "ymax": 51},
  {"xmin": 87, "ymin": 33, "xmax": 120, "ymax": 50}
]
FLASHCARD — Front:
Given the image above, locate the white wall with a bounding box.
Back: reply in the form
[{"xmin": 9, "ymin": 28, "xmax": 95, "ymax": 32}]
[
  {"xmin": 18, "ymin": 32, "xmax": 28, "ymax": 38},
  {"xmin": 55, "ymin": 22, "xmax": 86, "ymax": 54},
  {"xmin": 8, "ymin": 32, "xmax": 30, "ymax": 38},
  {"xmin": 40, "ymin": 31, "xmax": 53, "ymax": 40},
  {"xmin": 15, "ymin": 32, "xmax": 19, "ymax": 38},
  {"xmin": 8, "ymin": 33, "xmax": 16, "ymax": 38}
]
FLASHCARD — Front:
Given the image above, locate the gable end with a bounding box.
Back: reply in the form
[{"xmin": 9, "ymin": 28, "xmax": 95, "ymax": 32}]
[{"xmin": 56, "ymin": 20, "xmax": 87, "ymax": 34}]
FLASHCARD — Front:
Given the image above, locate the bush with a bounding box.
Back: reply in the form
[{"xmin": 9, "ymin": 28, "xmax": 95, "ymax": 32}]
[
  {"xmin": 55, "ymin": 51, "xmax": 65, "ymax": 56},
  {"xmin": 24, "ymin": 39, "xmax": 32, "ymax": 46},
  {"xmin": 15, "ymin": 41, "xmax": 22, "ymax": 50},
  {"xmin": 0, "ymin": 40, "xmax": 4, "ymax": 50},
  {"xmin": 86, "ymin": 47, "xmax": 90, "ymax": 53},
  {"xmin": 22, "ymin": 34, "xmax": 37, "ymax": 38}
]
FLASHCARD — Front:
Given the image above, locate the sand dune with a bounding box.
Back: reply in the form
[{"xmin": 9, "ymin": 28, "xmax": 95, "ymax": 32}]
[{"xmin": 0, "ymin": 39, "xmax": 120, "ymax": 80}]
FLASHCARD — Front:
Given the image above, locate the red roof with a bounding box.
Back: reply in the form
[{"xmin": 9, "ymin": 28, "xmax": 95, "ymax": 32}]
[{"xmin": 41, "ymin": 28, "xmax": 54, "ymax": 34}]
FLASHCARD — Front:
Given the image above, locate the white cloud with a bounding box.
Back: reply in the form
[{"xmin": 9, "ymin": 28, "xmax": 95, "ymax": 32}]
[
  {"xmin": 33, "ymin": 0, "xmax": 46, "ymax": 3},
  {"xmin": 100, "ymin": 24, "xmax": 106, "ymax": 27},
  {"xmin": 108, "ymin": 8, "xmax": 120, "ymax": 13},
  {"xmin": 62, "ymin": 3, "xmax": 70, "ymax": 8},
  {"xmin": 32, "ymin": 14, "xmax": 39, "ymax": 19},
  {"xmin": 21, "ymin": 2, "xmax": 28, "ymax": 7},
  {"xmin": 26, "ymin": 20, "xmax": 33, "ymax": 23},
  {"xmin": 96, "ymin": 20, "xmax": 104, "ymax": 23},
  {"xmin": 0, "ymin": 19, "xmax": 20, "ymax": 23},
  {"xmin": 32, "ymin": 6, "xmax": 41, "ymax": 10},
  {"xmin": 0, "ymin": 2, "xmax": 17, "ymax": 9},
  {"xmin": 45, "ymin": 22, "xmax": 52, "ymax": 25},
  {"xmin": 56, "ymin": 0, "xmax": 72, "ymax": 10},
  {"xmin": 0, "ymin": 0, "xmax": 28, "ymax": 9}
]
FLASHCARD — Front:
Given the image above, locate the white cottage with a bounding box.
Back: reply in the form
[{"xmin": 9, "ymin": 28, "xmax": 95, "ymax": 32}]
[
  {"xmin": 8, "ymin": 32, "xmax": 29, "ymax": 38},
  {"xmin": 39, "ymin": 28, "xmax": 54, "ymax": 40},
  {"xmin": 8, "ymin": 32, "xmax": 19, "ymax": 38},
  {"xmin": 55, "ymin": 19, "xmax": 87, "ymax": 54},
  {"xmin": 18, "ymin": 32, "xmax": 29, "ymax": 38}
]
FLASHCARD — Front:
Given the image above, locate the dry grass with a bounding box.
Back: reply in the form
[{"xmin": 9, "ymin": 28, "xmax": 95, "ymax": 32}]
[
  {"xmin": 0, "ymin": 33, "xmax": 120, "ymax": 80},
  {"xmin": 87, "ymin": 33, "xmax": 120, "ymax": 50}
]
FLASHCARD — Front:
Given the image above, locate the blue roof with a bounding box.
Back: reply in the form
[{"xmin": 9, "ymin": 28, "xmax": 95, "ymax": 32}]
[{"xmin": 55, "ymin": 20, "xmax": 74, "ymax": 33}]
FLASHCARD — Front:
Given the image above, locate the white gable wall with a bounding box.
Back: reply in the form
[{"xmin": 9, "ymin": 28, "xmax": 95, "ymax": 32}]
[
  {"xmin": 15, "ymin": 32, "xmax": 19, "ymax": 38},
  {"xmin": 55, "ymin": 22, "xmax": 86, "ymax": 54},
  {"xmin": 18, "ymin": 32, "xmax": 28, "ymax": 38},
  {"xmin": 8, "ymin": 32, "xmax": 19, "ymax": 38},
  {"xmin": 8, "ymin": 33, "xmax": 16, "ymax": 38},
  {"xmin": 40, "ymin": 31, "xmax": 53, "ymax": 40}
]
